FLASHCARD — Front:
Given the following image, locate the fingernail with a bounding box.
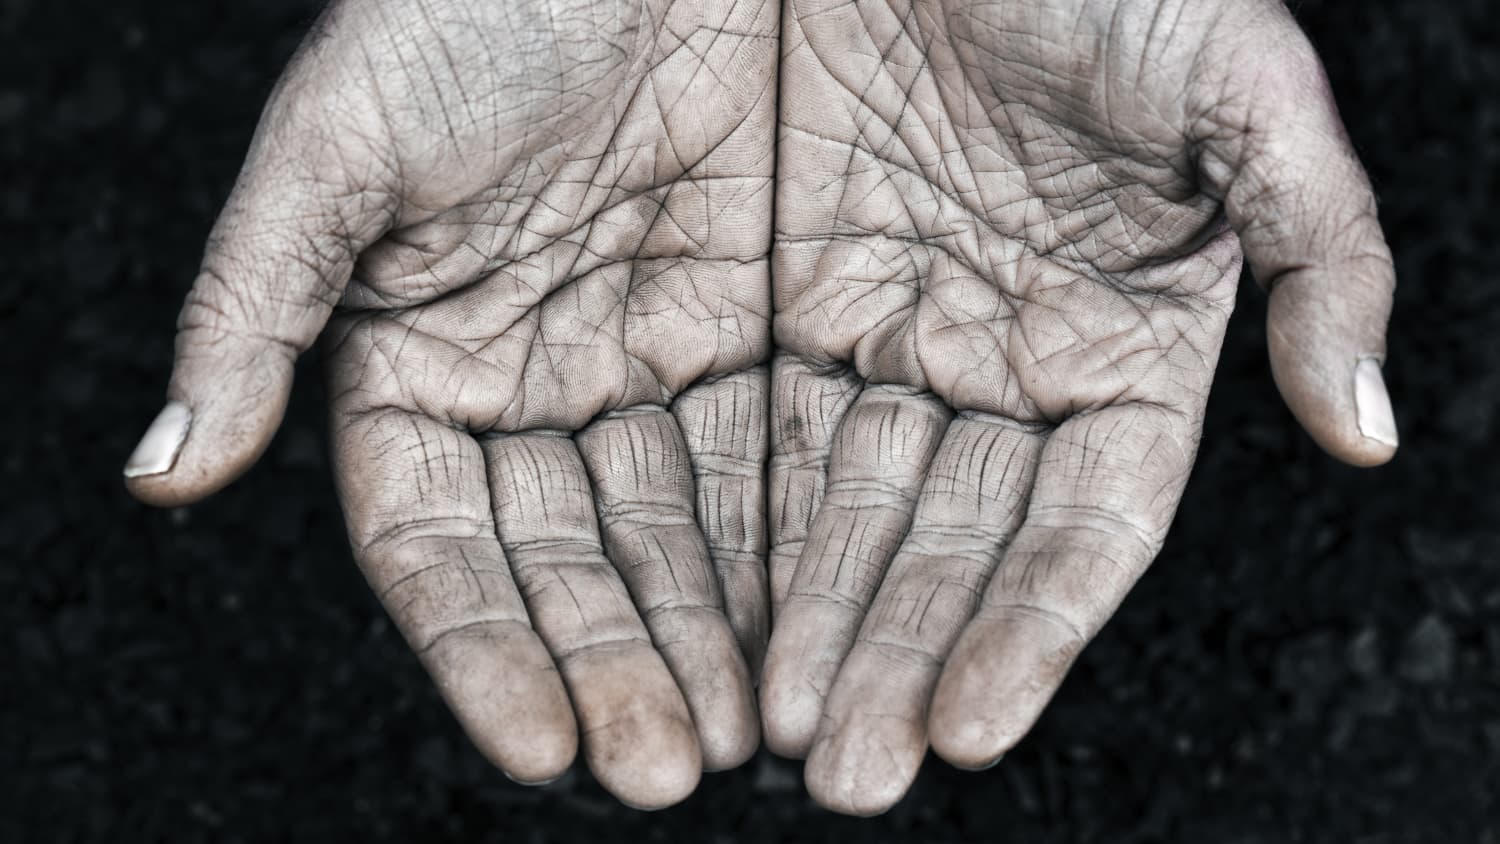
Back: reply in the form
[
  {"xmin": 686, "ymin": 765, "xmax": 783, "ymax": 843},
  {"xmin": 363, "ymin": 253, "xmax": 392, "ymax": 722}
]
[
  {"xmin": 125, "ymin": 402, "xmax": 192, "ymax": 478},
  {"xmin": 1353, "ymin": 358, "xmax": 1398, "ymax": 448},
  {"xmin": 504, "ymin": 772, "xmax": 563, "ymax": 787}
]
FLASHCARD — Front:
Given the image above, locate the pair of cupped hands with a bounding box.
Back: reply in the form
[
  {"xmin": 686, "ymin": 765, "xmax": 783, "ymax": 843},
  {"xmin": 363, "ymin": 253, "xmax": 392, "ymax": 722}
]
[{"xmin": 124, "ymin": 0, "xmax": 1398, "ymax": 815}]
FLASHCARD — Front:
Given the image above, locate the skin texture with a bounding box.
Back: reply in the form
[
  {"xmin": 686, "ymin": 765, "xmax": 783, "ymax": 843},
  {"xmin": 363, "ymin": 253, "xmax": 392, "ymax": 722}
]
[
  {"xmin": 124, "ymin": 0, "xmax": 778, "ymax": 809},
  {"xmin": 760, "ymin": 0, "xmax": 1397, "ymax": 816},
  {"xmin": 125, "ymin": 0, "xmax": 1400, "ymax": 816}
]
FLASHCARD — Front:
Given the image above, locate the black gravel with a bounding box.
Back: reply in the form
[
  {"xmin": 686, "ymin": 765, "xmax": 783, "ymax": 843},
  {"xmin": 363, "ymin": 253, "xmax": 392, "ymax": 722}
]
[{"xmin": 4, "ymin": 0, "xmax": 1498, "ymax": 841}]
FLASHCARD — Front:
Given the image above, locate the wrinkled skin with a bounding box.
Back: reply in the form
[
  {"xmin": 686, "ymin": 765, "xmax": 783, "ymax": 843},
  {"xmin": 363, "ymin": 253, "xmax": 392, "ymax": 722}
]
[
  {"xmin": 126, "ymin": 0, "xmax": 1400, "ymax": 817},
  {"xmin": 125, "ymin": 0, "xmax": 778, "ymax": 809},
  {"xmin": 760, "ymin": 0, "xmax": 1396, "ymax": 815}
]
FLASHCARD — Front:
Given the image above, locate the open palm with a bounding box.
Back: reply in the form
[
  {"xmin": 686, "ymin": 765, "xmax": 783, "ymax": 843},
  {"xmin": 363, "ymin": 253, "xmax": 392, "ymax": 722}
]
[
  {"xmin": 761, "ymin": 0, "xmax": 1398, "ymax": 814},
  {"xmin": 126, "ymin": 0, "xmax": 1400, "ymax": 815},
  {"xmin": 125, "ymin": 0, "xmax": 777, "ymax": 808}
]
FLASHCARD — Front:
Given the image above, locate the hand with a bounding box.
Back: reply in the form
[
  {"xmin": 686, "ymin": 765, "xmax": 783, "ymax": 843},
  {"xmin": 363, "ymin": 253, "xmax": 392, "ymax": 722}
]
[
  {"xmin": 763, "ymin": 0, "xmax": 1398, "ymax": 814},
  {"xmin": 123, "ymin": 0, "xmax": 777, "ymax": 808}
]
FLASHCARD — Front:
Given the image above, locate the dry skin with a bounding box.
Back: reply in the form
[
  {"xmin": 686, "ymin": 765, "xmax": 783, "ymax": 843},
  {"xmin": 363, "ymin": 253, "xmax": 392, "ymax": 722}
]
[{"xmin": 123, "ymin": 0, "xmax": 1398, "ymax": 815}]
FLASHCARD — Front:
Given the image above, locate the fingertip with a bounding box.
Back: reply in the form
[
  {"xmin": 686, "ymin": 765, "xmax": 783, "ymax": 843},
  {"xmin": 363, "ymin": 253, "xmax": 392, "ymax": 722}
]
[
  {"xmin": 758, "ymin": 612, "xmax": 846, "ymax": 759},
  {"xmin": 672, "ymin": 619, "xmax": 760, "ymax": 772},
  {"xmin": 1268, "ymin": 341, "xmax": 1398, "ymax": 469},
  {"xmin": 123, "ymin": 401, "xmax": 283, "ymax": 507},
  {"xmin": 927, "ymin": 711, "xmax": 1011, "ymax": 773},
  {"xmin": 696, "ymin": 681, "xmax": 760, "ymax": 772},
  {"xmin": 759, "ymin": 588, "xmax": 877, "ymax": 758},
  {"xmin": 928, "ymin": 676, "xmax": 1014, "ymax": 772},
  {"xmin": 597, "ymin": 729, "xmax": 701, "ymax": 811},
  {"xmin": 588, "ymin": 697, "xmax": 703, "ymax": 810},
  {"xmin": 928, "ymin": 617, "xmax": 1079, "ymax": 770},
  {"xmin": 758, "ymin": 668, "xmax": 823, "ymax": 760},
  {"xmin": 487, "ymin": 716, "xmax": 579, "ymax": 789},
  {"xmin": 804, "ymin": 709, "xmax": 924, "ymax": 816},
  {"xmin": 805, "ymin": 732, "xmax": 912, "ymax": 817},
  {"xmin": 421, "ymin": 626, "xmax": 579, "ymax": 787},
  {"xmin": 1264, "ymin": 265, "xmax": 1399, "ymax": 468},
  {"xmin": 125, "ymin": 347, "xmax": 296, "ymax": 507},
  {"xmin": 570, "ymin": 644, "xmax": 703, "ymax": 809},
  {"xmin": 700, "ymin": 716, "xmax": 760, "ymax": 773}
]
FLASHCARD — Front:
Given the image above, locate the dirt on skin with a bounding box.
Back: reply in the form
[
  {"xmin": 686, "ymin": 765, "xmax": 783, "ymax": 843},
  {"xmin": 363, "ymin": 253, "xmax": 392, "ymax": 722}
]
[{"xmin": 3, "ymin": 0, "xmax": 1497, "ymax": 840}]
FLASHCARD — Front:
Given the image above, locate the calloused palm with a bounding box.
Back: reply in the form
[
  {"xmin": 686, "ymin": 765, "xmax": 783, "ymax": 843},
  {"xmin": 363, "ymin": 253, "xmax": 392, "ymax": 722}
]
[
  {"xmin": 761, "ymin": 0, "xmax": 1398, "ymax": 814},
  {"xmin": 124, "ymin": 0, "xmax": 777, "ymax": 808}
]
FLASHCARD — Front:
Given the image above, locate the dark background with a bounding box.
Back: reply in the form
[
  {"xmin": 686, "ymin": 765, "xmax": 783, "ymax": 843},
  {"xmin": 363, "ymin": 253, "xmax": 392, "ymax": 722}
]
[{"xmin": 3, "ymin": 0, "xmax": 1497, "ymax": 840}]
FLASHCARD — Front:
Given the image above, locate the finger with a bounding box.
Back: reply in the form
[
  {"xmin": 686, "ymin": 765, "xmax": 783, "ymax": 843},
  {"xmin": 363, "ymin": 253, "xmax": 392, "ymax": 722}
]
[
  {"xmin": 672, "ymin": 368, "xmax": 772, "ymax": 676},
  {"xmin": 1195, "ymin": 14, "xmax": 1397, "ymax": 467},
  {"xmin": 767, "ymin": 355, "xmax": 863, "ymax": 614},
  {"xmin": 929, "ymin": 404, "xmax": 1197, "ymax": 769},
  {"xmin": 805, "ymin": 416, "xmax": 1043, "ymax": 816},
  {"xmin": 331, "ymin": 409, "xmax": 575, "ymax": 785},
  {"xmin": 125, "ymin": 54, "xmax": 396, "ymax": 506},
  {"xmin": 576, "ymin": 409, "xmax": 759, "ymax": 771},
  {"xmin": 760, "ymin": 387, "xmax": 950, "ymax": 758},
  {"xmin": 482, "ymin": 432, "xmax": 701, "ymax": 809}
]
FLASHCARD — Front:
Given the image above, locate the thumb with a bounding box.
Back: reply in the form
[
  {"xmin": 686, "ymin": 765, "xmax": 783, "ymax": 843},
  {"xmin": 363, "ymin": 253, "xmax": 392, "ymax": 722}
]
[
  {"xmin": 1197, "ymin": 14, "xmax": 1398, "ymax": 467},
  {"xmin": 125, "ymin": 79, "xmax": 394, "ymax": 506}
]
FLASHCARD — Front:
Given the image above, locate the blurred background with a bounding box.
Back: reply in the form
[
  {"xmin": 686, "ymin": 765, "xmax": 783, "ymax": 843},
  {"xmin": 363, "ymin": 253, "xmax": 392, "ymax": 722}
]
[{"xmin": 3, "ymin": 0, "xmax": 1497, "ymax": 840}]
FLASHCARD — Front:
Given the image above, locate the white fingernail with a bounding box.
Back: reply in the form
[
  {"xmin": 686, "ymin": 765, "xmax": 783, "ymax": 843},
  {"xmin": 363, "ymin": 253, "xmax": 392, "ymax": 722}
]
[
  {"xmin": 1353, "ymin": 358, "xmax": 1398, "ymax": 448},
  {"xmin": 125, "ymin": 402, "xmax": 192, "ymax": 478}
]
